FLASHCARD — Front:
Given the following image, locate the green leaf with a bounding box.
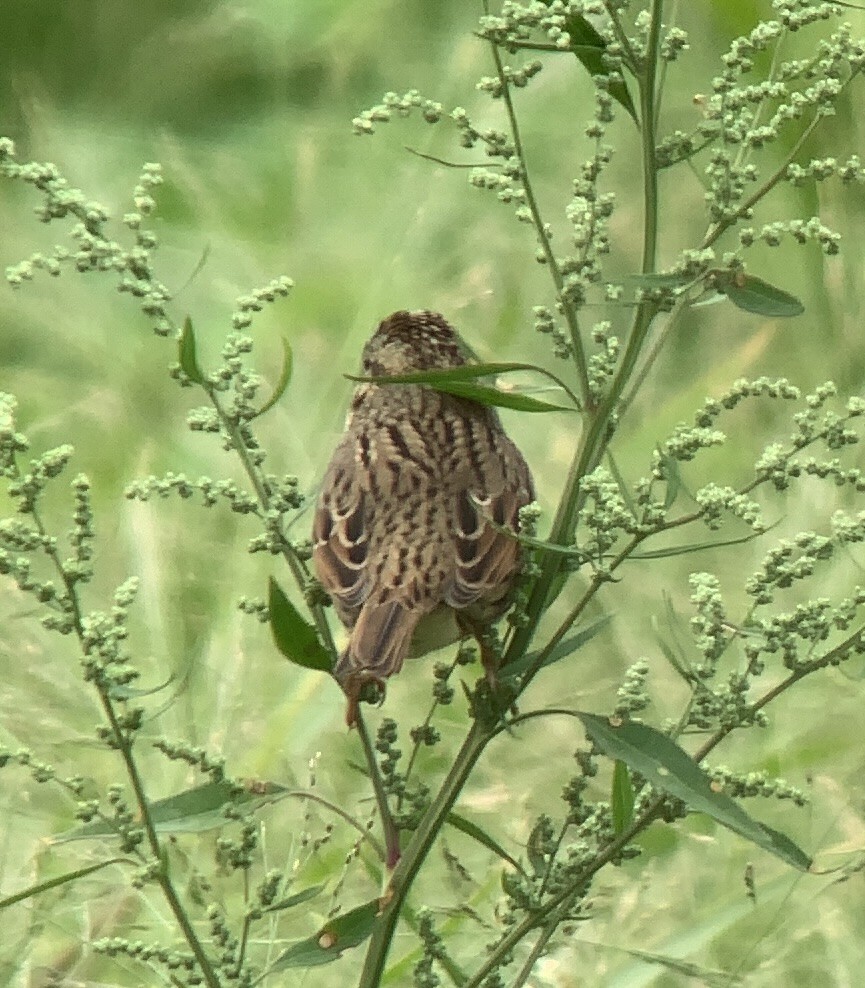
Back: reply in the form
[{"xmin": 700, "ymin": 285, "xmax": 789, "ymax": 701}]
[
  {"xmin": 526, "ymin": 817, "xmax": 550, "ymax": 874},
  {"xmin": 446, "ymin": 812, "xmax": 525, "ymax": 874},
  {"xmin": 254, "ymin": 336, "xmax": 293, "ymax": 418},
  {"xmin": 269, "ymin": 577, "xmax": 333, "ymax": 672},
  {"xmin": 715, "ymin": 272, "xmax": 804, "ymax": 317},
  {"xmin": 178, "ymin": 315, "xmax": 205, "ymax": 384},
  {"xmin": 493, "ymin": 528, "xmax": 584, "ymax": 560},
  {"xmin": 0, "ymin": 857, "xmax": 135, "ymax": 909},
  {"xmin": 605, "ymin": 450, "xmax": 639, "ymax": 518},
  {"xmin": 563, "ymin": 14, "xmax": 638, "ymax": 122},
  {"xmin": 631, "ymin": 527, "xmax": 769, "ymax": 560},
  {"xmin": 108, "ymin": 672, "xmax": 175, "ymax": 701},
  {"xmin": 618, "ymin": 946, "xmax": 744, "ymax": 985},
  {"xmin": 576, "ymin": 713, "xmax": 812, "ymax": 870},
  {"xmin": 437, "ymin": 380, "xmax": 575, "ymax": 412},
  {"xmin": 505, "ymin": 614, "xmax": 613, "ymax": 677},
  {"xmin": 623, "ymin": 271, "xmax": 693, "ymax": 290},
  {"xmin": 350, "ymin": 360, "xmax": 581, "ymax": 407},
  {"xmin": 270, "ymin": 898, "xmax": 379, "ymax": 969},
  {"xmin": 611, "ymin": 760, "xmax": 635, "ymax": 834},
  {"xmin": 652, "ymin": 448, "xmax": 683, "ymax": 511},
  {"xmin": 54, "ymin": 780, "xmax": 290, "ymax": 842},
  {"xmin": 346, "ymin": 364, "xmax": 578, "ymax": 413},
  {"xmin": 349, "ymin": 361, "xmax": 537, "ymax": 384},
  {"xmin": 264, "ymin": 883, "xmax": 326, "ymax": 914}
]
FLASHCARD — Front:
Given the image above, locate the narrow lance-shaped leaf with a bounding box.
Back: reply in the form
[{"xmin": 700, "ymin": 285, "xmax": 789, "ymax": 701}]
[
  {"xmin": 446, "ymin": 812, "xmax": 526, "ymax": 875},
  {"xmin": 350, "ymin": 360, "xmax": 581, "ymax": 406},
  {"xmin": 254, "ymin": 336, "xmax": 293, "ymax": 418},
  {"xmin": 558, "ymin": 10, "xmax": 638, "ymax": 122},
  {"xmin": 630, "ymin": 525, "xmax": 774, "ymax": 561},
  {"xmin": 611, "ymin": 760, "xmax": 635, "ymax": 834},
  {"xmin": 711, "ymin": 270, "xmax": 804, "ymax": 317},
  {"xmin": 426, "ymin": 380, "xmax": 574, "ymax": 413},
  {"xmin": 576, "ymin": 713, "xmax": 812, "ymax": 871},
  {"xmin": 269, "ymin": 576, "xmax": 333, "ymax": 672},
  {"xmin": 109, "ymin": 672, "xmax": 175, "ymax": 701},
  {"xmin": 347, "ymin": 362, "xmax": 579, "ymax": 413},
  {"xmin": 270, "ymin": 898, "xmax": 380, "ymax": 970},
  {"xmin": 264, "ymin": 883, "xmax": 326, "ymax": 914},
  {"xmin": 178, "ymin": 315, "xmax": 205, "ymax": 384},
  {"xmin": 505, "ymin": 614, "xmax": 613, "ymax": 677},
  {"xmin": 54, "ymin": 779, "xmax": 290, "ymax": 842},
  {"xmin": 0, "ymin": 858, "xmax": 136, "ymax": 909}
]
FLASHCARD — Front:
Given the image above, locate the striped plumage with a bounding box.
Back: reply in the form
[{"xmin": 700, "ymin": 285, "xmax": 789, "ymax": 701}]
[{"xmin": 313, "ymin": 310, "xmax": 534, "ymax": 725}]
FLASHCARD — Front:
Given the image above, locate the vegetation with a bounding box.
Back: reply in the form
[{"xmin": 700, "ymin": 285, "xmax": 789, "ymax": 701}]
[{"xmin": 2, "ymin": 2, "xmax": 865, "ymax": 986}]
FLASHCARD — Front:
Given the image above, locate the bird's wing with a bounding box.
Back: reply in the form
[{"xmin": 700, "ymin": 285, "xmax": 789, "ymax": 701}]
[
  {"xmin": 446, "ymin": 424, "xmax": 534, "ymax": 612},
  {"xmin": 312, "ymin": 434, "xmax": 371, "ymax": 628},
  {"xmin": 314, "ymin": 422, "xmax": 432, "ymax": 689}
]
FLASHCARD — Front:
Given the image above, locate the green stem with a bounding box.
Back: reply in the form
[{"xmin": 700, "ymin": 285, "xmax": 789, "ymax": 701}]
[
  {"xmin": 357, "ymin": 721, "xmax": 492, "ymax": 987},
  {"xmin": 484, "ymin": 20, "xmax": 591, "ymax": 404},
  {"xmin": 463, "ymin": 795, "xmax": 665, "ymax": 988},
  {"xmin": 207, "ymin": 385, "xmax": 337, "ymax": 658},
  {"xmin": 359, "ymin": 4, "xmax": 670, "ymax": 982},
  {"xmin": 24, "ymin": 485, "xmax": 222, "ymax": 987},
  {"xmin": 509, "ymin": 902, "xmax": 573, "ymax": 988},
  {"xmin": 356, "ymin": 711, "xmax": 401, "ymax": 870},
  {"xmin": 700, "ymin": 109, "xmax": 824, "ymax": 251},
  {"xmin": 503, "ymin": 0, "xmax": 665, "ymax": 669},
  {"xmin": 468, "ymin": 619, "xmax": 865, "ymax": 985}
]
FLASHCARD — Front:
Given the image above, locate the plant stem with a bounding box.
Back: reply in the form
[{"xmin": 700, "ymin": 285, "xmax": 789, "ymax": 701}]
[
  {"xmin": 503, "ymin": 1, "xmax": 666, "ymax": 672},
  {"xmin": 24, "ymin": 484, "xmax": 223, "ymax": 988},
  {"xmin": 356, "ymin": 711, "xmax": 401, "ymax": 869},
  {"xmin": 462, "ymin": 795, "xmax": 665, "ymax": 988},
  {"xmin": 207, "ymin": 385, "xmax": 337, "ymax": 657},
  {"xmin": 357, "ymin": 721, "xmax": 493, "ymax": 987},
  {"xmin": 484, "ymin": 18, "xmax": 591, "ymax": 404},
  {"xmin": 471, "ymin": 616, "xmax": 865, "ymax": 985}
]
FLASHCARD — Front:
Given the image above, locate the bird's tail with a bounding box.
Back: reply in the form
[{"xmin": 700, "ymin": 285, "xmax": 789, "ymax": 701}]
[{"xmin": 335, "ymin": 600, "xmax": 420, "ymax": 687}]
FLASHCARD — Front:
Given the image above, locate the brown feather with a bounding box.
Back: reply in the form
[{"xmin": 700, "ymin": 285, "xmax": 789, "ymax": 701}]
[{"xmin": 312, "ymin": 310, "xmax": 534, "ymax": 724}]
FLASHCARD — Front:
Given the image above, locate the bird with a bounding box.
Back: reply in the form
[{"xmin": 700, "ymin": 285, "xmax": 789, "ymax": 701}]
[{"xmin": 312, "ymin": 310, "xmax": 534, "ymax": 726}]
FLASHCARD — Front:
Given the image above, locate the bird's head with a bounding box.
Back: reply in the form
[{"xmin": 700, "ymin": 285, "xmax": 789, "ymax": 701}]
[{"xmin": 361, "ymin": 310, "xmax": 469, "ymax": 375}]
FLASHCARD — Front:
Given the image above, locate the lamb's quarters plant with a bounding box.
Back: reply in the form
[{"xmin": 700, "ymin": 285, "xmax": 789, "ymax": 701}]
[{"xmin": 2, "ymin": 2, "xmax": 865, "ymax": 986}]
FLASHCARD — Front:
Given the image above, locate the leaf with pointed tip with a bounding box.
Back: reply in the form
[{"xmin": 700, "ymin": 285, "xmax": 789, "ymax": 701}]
[
  {"xmin": 428, "ymin": 380, "xmax": 574, "ymax": 413},
  {"xmin": 269, "ymin": 577, "xmax": 332, "ymax": 672},
  {"xmin": 446, "ymin": 812, "xmax": 525, "ymax": 875},
  {"xmin": 624, "ymin": 272, "xmax": 693, "ymax": 290},
  {"xmin": 0, "ymin": 858, "xmax": 135, "ymax": 909},
  {"xmin": 179, "ymin": 316, "xmax": 205, "ymax": 384},
  {"xmin": 715, "ymin": 272, "xmax": 804, "ymax": 317},
  {"xmin": 631, "ymin": 527, "xmax": 771, "ymax": 560},
  {"xmin": 53, "ymin": 780, "xmax": 289, "ymax": 842},
  {"xmin": 484, "ymin": 525, "xmax": 585, "ymax": 560},
  {"xmin": 576, "ymin": 713, "xmax": 812, "ymax": 870},
  {"xmin": 619, "ymin": 946, "xmax": 744, "ymax": 984},
  {"xmin": 347, "ymin": 361, "xmax": 580, "ymax": 412},
  {"xmin": 264, "ymin": 883, "xmax": 326, "ymax": 914},
  {"xmin": 612, "ymin": 759, "xmax": 635, "ymax": 834},
  {"xmin": 505, "ymin": 614, "xmax": 613, "ymax": 677},
  {"xmin": 255, "ymin": 336, "xmax": 293, "ymax": 417},
  {"xmin": 109, "ymin": 673, "xmax": 175, "ymax": 701},
  {"xmin": 564, "ymin": 14, "xmax": 638, "ymax": 122},
  {"xmin": 270, "ymin": 898, "xmax": 379, "ymax": 969}
]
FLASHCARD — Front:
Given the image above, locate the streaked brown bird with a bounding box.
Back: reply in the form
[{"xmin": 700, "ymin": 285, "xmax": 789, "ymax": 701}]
[{"xmin": 313, "ymin": 310, "xmax": 534, "ymax": 725}]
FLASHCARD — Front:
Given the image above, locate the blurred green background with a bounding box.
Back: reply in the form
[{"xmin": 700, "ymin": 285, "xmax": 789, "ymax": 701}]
[{"xmin": 2, "ymin": 1, "xmax": 865, "ymax": 985}]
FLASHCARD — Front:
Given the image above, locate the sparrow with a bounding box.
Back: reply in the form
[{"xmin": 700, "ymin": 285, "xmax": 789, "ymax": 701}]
[{"xmin": 312, "ymin": 310, "xmax": 534, "ymax": 725}]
